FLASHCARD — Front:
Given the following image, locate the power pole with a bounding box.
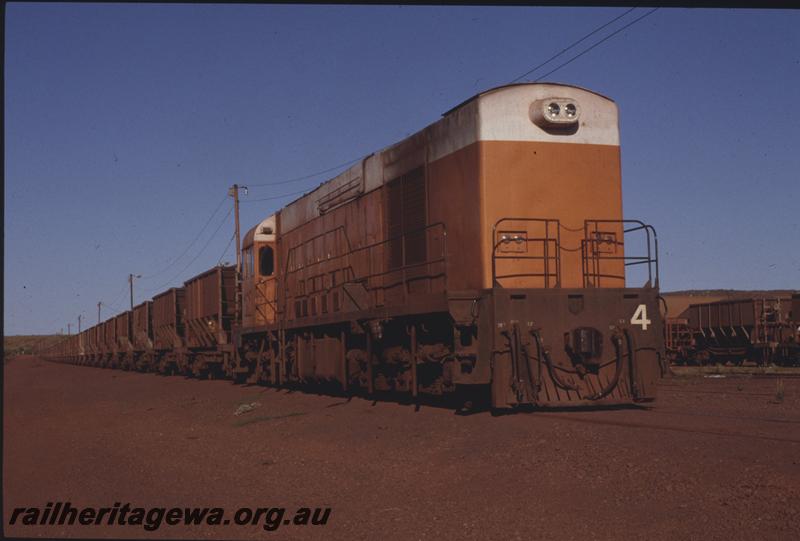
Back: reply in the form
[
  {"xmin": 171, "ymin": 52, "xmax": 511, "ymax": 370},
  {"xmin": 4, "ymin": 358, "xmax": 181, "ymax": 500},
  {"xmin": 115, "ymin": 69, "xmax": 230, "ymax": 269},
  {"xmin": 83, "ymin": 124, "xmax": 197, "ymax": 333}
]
[
  {"xmin": 229, "ymin": 184, "xmax": 247, "ymax": 325},
  {"xmin": 67, "ymin": 323, "xmax": 71, "ymax": 335},
  {"xmin": 98, "ymin": 302, "xmax": 102, "ymax": 325},
  {"xmin": 128, "ymin": 273, "xmax": 142, "ymax": 311},
  {"xmin": 78, "ymin": 314, "xmax": 82, "ymax": 333},
  {"xmin": 228, "ymin": 184, "xmax": 247, "ymax": 276}
]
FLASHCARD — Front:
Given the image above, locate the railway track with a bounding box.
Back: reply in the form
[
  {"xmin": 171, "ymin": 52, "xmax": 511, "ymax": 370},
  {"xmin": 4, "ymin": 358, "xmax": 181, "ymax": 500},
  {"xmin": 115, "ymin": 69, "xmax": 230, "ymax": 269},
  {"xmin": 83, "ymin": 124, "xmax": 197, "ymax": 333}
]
[
  {"xmin": 667, "ymin": 369, "xmax": 800, "ymax": 379},
  {"xmin": 535, "ymin": 411, "xmax": 800, "ymax": 444},
  {"xmin": 657, "ymin": 386, "xmax": 790, "ymax": 398},
  {"xmin": 652, "ymin": 408, "xmax": 800, "ymax": 426}
]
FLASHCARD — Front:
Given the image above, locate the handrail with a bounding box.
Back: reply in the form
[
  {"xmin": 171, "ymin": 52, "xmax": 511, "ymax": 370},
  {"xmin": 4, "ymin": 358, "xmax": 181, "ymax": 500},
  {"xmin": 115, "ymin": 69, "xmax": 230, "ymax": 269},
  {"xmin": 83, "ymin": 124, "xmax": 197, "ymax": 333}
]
[
  {"xmin": 582, "ymin": 219, "xmax": 659, "ymax": 289},
  {"xmin": 491, "ymin": 217, "xmax": 561, "ymax": 288},
  {"xmin": 281, "ymin": 222, "xmax": 448, "ymax": 320},
  {"xmin": 490, "ymin": 216, "xmax": 659, "ymax": 289},
  {"xmin": 284, "ymin": 221, "xmax": 446, "ymax": 278},
  {"xmin": 316, "ymin": 177, "xmax": 363, "ymax": 214},
  {"xmin": 283, "ymin": 224, "xmax": 355, "ymax": 274}
]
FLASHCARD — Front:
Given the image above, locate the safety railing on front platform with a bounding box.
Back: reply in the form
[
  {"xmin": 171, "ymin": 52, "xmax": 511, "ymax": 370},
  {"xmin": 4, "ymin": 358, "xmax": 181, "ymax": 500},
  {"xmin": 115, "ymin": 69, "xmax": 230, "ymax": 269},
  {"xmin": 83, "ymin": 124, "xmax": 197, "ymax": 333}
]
[
  {"xmin": 581, "ymin": 220, "xmax": 659, "ymax": 288},
  {"xmin": 491, "ymin": 217, "xmax": 659, "ymax": 289},
  {"xmin": 492, "ymin": 218, "xmax": 562, "ymax": 288}
]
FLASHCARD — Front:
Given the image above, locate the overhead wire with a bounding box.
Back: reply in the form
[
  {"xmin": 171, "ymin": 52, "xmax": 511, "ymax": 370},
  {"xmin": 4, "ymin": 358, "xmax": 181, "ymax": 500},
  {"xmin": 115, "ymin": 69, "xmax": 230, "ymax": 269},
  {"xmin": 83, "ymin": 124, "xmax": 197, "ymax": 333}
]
[
  {"xmin": 217, "ymin": 233, "xmax": 236, "ymax": 266},
  {"xmin": 247, "ymin": 155, "xmax": 365, "ymax": 187},
  {"xmin": 102, "ymin": 283, "xmax": 129, "ymax": 314},
  {"xmin": 533, "ymin": 8, "xmax": 660, "ymax": 82},
  {"xmin": 144, "ymin": 204, "xmax": 234, "ymax": 295},
  {"xmin": 241, "ymin": 187, "xmax": 313, "ymax": 203},
  {"xmin": 509, "ymin": 7, "xmax": 637, "ymax": 84},
  {"xmin": 84, "ymin": 196, "xmax": 236, "ymax": 322},
  {"xmin": 139, "ymin": 195, "xmax": 229, "ymax": 280}
]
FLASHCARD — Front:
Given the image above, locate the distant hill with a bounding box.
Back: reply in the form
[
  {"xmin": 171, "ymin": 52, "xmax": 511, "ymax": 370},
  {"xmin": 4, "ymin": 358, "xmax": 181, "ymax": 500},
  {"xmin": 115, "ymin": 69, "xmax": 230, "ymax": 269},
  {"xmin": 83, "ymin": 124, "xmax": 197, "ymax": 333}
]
[
  {"xmin": 3, "ymin": 335, "xmax": 64, "ymax": 359},
  {"xmin": 661, "ymin": 290, "xmax": 798, "ymax": 318},
  {"xmin": 662, "ymin": 289, "xmax": 798, "ymax": 298}
]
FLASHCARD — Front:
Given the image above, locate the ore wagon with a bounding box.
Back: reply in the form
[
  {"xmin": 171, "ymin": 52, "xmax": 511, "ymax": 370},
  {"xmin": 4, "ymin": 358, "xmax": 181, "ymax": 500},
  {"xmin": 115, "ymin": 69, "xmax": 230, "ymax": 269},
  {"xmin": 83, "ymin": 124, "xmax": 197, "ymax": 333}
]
[
  {"xmin": 114, "ymin": 311, "xmax": 134, "ymax": 369},
  {"xmin": 680, "ymin": 297, "xmax": 799, "ymax": 365},
  {"xmin": 100, "ymin": 318, "xmax": 117, "ymax": 368},
  {"xmin": 132, "ymin": 301, "xmax": 154, "ymax": 371},
  {"xmin": 183, "ymin": 265, "xmax": 236, "ymax": 377}
]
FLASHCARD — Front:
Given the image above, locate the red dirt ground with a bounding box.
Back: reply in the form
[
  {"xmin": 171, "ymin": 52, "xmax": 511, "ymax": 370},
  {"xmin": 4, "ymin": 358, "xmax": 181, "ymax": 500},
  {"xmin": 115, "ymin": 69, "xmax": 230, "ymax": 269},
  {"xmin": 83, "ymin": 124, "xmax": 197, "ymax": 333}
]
[{"xmin": 4, "ymin": 356, "xmax": 800, "ymax": 540}]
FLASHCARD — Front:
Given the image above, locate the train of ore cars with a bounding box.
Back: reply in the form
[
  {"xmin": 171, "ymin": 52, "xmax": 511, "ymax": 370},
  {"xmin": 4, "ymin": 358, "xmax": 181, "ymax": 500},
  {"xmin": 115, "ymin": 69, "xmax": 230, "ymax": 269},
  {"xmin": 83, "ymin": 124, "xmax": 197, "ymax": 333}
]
[
  {"xmin": 41, "ymin": 82, "xmax": 670, "ymax": 411},
  {"xmin": 666, "ymin": 296, "xmax": 800, "ymax": 366}
]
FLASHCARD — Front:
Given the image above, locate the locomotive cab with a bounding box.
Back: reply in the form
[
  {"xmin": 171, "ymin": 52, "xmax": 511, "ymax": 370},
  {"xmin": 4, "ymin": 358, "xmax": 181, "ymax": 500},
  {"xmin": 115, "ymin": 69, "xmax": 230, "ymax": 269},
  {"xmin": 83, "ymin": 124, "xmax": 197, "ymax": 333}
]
[{"xmin": 241, "ymin": 215, "xmax": 278, "ymax": 330}]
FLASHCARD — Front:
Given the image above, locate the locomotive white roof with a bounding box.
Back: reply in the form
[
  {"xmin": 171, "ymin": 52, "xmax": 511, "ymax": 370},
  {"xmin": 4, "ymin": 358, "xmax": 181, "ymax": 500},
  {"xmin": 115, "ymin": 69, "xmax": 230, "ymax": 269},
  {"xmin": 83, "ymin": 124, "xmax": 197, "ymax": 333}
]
[
  {"xmin": 243, "ymin": 214, "xmax": 276, "ymax": 247},
  {"xmin": 274, "ymin": 82, "xmax": 620, "ymax": 234},
  {"xmin": 441, "ymin": 82, "xmax": 614, "ymax": 116}
]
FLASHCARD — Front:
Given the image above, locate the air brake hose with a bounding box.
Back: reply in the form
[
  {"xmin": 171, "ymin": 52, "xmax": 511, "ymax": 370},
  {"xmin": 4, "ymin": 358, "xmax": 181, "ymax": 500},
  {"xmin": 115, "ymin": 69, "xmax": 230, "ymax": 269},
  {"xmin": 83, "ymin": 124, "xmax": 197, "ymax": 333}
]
[
  {"xmin": 531, "ymin": 330, "xmax": 580, "ymax": 392},
  {"xmin": 531, "ymin": 329, "xmax": 628, "ymax": 400},
  {"xmin": 584, "ymin": 333, "xmax": 626, "ymax": 401},
  {"xmin": 503, "ymin": 326, "xmax": 529, "ymax": 400},
  {"xmin": 520, "ymin": 341, "xmax": 541, "ymax": 395},
  {"xmin": 501, "ymin": 328, "xmax": 519, "ymax": 386},
  {"xmin": 624, "ymin": 328, "xmax": 640, "ymax": 398}
]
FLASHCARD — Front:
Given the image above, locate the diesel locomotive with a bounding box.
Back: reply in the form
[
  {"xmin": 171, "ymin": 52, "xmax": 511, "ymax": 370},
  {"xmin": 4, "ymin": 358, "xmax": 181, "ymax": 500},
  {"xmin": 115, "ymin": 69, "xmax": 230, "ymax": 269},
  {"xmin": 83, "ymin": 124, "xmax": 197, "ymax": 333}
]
[{"xmin": 42, "ymin": 83, "xmax": 665, "ymax": 411}]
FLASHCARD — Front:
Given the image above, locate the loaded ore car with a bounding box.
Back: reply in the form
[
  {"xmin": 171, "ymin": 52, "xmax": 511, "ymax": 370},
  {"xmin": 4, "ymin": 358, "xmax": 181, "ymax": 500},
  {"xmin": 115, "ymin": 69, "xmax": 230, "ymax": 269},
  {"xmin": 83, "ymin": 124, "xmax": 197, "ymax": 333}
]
[
  {"xmin": 89, "ymin": 325, "xmax": 102, "ymax": 366},
  {"xmin": 132, "ymin": 301, "xmax": 154, "ymax": 371},
  {"xmin": 182, "ymin": 265, "xmax": 236, "ymax": 377},
  {"xmin": 43, "ymin": 82, "xmax": 666, "ymax": 411},
  {"xmin": 152, "ymin": 287, "xmax": 186, "ymax": 374},
  {"xmin": 793, "ymin": 294, "xmax": 800, "ymax": 361},
  {"xmin": 84, "ymin": 326, "xmax": 97, "ymax": 366},
  {"xmin": 669, "ymin": 296, "xmax": 800, "ymax": 366},
  {"xmin": 101, "ymin": 318, "xmax": 117, "ymax": 368},
  {"xmin": 115, "ymin": 311, "xmax": 134, "ymax": 370}
]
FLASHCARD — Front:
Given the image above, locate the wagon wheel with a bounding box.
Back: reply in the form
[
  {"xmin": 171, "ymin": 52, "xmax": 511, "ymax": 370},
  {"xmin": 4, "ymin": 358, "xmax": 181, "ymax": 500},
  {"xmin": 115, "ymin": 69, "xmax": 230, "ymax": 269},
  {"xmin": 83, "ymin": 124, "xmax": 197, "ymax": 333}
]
[{"xmin": 695, "ymin": 349, "xmax": 712, "ymax": 366}]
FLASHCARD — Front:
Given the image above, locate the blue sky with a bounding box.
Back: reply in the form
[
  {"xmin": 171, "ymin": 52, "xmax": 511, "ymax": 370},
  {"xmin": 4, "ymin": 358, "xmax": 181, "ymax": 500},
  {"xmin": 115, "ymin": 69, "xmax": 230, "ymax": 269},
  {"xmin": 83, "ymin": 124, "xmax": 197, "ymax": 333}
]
[{"xmin": 5, "ymin": 4, "xmax": 799, "ymax": 335}]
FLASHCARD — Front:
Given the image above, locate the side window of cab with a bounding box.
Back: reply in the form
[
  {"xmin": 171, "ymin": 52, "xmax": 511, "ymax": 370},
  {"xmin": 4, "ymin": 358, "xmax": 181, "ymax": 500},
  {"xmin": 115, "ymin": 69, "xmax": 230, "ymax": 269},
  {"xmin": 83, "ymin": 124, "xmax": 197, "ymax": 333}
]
[
  {"xmin": 242, "ymin": 247, "xmax": 253, "ymax": 278},
  {"xmin": 259, "ymin": 246, "xmax": 274, "ymax": 277}
]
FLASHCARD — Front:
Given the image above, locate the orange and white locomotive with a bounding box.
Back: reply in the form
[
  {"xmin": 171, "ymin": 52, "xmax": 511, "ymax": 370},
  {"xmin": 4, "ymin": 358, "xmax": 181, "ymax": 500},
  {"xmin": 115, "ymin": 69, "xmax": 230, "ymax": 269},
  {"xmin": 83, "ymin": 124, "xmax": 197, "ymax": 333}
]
[
  {"xmin": 45, "ymin": 83, "xmax": 665, "ymax": 411},
  {"xmin": 235, "ymin": 82, "xmax": 664, "ymax": 409}
]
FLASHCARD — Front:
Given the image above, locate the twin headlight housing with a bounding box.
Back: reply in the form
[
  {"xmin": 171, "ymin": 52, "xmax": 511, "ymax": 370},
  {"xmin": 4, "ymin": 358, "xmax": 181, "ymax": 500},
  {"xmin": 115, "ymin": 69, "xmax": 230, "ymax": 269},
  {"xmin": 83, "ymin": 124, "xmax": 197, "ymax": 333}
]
[{"xmin": 530, "ymin": 98, "xmax": 581, "ymax": 129}]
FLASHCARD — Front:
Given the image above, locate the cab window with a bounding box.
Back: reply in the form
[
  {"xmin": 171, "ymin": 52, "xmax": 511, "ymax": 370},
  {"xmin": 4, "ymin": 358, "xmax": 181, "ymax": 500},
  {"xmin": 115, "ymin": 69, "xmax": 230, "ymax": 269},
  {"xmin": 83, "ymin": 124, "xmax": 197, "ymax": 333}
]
[
  {"xmin": 242, "ymin": 247, "xmax": 253, "ymax": 278},
  {"xmin": 259, "ymin": 246, "xmax": 274, "ymax": 277}
]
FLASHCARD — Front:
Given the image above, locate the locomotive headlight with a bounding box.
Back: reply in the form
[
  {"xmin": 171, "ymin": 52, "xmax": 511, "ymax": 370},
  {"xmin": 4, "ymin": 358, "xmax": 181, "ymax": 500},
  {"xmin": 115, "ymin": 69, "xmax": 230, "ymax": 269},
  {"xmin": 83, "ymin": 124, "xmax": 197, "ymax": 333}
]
[{"xmin": 531, "ymin": 98, "xmax": 580, "ymax": 129}]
